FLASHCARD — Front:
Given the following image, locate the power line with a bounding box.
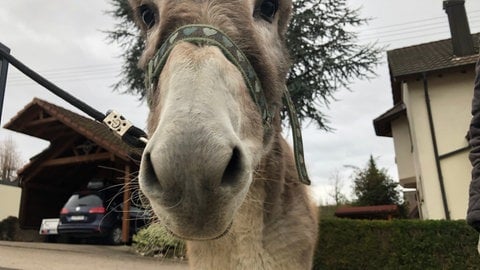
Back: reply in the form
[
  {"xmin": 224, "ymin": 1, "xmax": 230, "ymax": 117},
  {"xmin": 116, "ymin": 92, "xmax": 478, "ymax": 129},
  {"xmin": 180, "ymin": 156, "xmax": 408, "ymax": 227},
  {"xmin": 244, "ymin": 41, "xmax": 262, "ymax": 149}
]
[
  {"xmin": 378, "ymin": 31, "xmax": 450, "ymax": 46},
  {"xmin": 358, "ymin": 21, "xmax": 480, "ymax": 44},
  {"xmin": 358, "ymin": 9, "xmax": 480, "ymax": 33},
  {"xmin": 7, "ymin": 74, "xmax": 119, "ymax": 87},
  {"xmin": 360, "ymin": 17, "xmax": 480, "ymax": 39},
  {"xmin": 5, "ymin": 62, "xmax": 124, "ymax": 87},
  {"xmin": 20, "ymin": 63, "xmax": 121, "ymax": 73},
  {"xmin": 7, "ymin": 63, "xmax": 121, "ymax": 80},
  {"xmin": 360, "ymin": 23, "xmax": 449, "ymax": 40},
  {"xmin": 7, "ymin": 68, "xmax": 119, "ymax": 83},
  {"xmin": 360, "ymin": 16, "xmax": 445, "ymax": 33}
]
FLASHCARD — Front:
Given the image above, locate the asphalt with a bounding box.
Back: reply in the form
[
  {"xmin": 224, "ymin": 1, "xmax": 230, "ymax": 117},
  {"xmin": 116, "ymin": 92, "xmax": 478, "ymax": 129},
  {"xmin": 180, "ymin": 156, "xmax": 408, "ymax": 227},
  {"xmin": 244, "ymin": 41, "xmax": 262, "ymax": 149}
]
[{"xmin": 0, "ymin": 241, "xmax": 189, "ymax": 270}]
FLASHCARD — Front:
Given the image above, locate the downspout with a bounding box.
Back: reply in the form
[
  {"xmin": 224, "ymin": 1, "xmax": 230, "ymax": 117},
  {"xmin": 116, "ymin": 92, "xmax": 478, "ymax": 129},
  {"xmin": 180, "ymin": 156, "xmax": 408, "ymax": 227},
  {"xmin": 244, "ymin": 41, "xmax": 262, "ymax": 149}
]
[{"xmin": 422, "ymin": 72, "xmax": 451, "ymax": 220}]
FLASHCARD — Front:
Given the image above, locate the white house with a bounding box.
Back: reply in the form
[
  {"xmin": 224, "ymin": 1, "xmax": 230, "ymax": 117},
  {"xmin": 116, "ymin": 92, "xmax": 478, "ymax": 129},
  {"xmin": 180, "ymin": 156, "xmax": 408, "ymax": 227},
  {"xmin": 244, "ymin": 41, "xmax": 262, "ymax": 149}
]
[{"xmin": 374, "ymin": 0, "xmax": 477, "ymax": 220}]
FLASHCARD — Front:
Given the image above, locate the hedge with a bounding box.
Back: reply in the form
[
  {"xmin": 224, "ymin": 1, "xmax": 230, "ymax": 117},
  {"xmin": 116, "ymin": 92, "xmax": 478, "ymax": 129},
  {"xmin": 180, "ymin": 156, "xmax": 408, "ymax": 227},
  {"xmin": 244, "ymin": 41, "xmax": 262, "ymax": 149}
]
[
  {"xmin": 133, "ymin": 219, "xmax": 480, "ymax": 269},
  {"xmin": 315, "ymin": 219, "xmax": 480, "ymax": 270}
]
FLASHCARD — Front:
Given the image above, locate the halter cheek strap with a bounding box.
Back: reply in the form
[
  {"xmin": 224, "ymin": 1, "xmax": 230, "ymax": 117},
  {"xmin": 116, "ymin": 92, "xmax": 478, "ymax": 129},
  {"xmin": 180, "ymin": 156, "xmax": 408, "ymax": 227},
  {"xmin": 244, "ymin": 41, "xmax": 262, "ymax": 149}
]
[{"xmin": 145, "ymin": 24, "xmax": 311, "ymax": 185}]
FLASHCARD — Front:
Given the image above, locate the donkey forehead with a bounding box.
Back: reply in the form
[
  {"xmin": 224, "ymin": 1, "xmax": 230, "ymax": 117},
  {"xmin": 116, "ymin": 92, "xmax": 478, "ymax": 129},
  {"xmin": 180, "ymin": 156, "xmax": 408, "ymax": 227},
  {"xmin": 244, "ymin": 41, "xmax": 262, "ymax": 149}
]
[
  {"xmin": 132, "ymin": 0, "xmax": 292, "ymax": 115},
  {"xmin": 131, "ymin": 0, "xmax": 292, "ymax": 68},
  {"xmin": 129, "ymin": 0, "xmax": 292, "ymax": 33}
]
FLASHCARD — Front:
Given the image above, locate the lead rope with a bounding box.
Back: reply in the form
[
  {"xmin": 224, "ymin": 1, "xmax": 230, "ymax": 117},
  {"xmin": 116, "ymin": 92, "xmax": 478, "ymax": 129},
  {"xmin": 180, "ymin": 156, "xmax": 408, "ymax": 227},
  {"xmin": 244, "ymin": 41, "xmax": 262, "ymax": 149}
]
[
  {"xmin": 283, "ymin": 86, "xmax": 311, "ymax": 185},
  {"xmin": 146, "ymin": 25, "xmax": 310, "ymax": 185}
]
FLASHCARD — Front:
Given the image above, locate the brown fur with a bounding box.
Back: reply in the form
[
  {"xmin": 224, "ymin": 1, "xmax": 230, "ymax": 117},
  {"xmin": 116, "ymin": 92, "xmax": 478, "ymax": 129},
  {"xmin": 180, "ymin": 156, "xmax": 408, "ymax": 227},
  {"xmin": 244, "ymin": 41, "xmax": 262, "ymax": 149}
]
[{"xmin": 130, "ymin": 0, "xmax": 318, "ymax": 269}]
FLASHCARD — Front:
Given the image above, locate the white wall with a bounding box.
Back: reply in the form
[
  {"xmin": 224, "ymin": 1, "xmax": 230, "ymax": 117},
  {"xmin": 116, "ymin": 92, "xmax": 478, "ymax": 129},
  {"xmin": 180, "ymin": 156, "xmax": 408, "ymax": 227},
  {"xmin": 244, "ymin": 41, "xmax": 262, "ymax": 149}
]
[
  {"xmin": 391, "ymin": 115, "xmax": 416, "ymax": 186},
  {"xmin": 401, "ymin": 68, "xmax": 474, "ymax": 220},
  {"xmin": 0, "ymin": 185, "xmax": 21, "ymax": 220}
]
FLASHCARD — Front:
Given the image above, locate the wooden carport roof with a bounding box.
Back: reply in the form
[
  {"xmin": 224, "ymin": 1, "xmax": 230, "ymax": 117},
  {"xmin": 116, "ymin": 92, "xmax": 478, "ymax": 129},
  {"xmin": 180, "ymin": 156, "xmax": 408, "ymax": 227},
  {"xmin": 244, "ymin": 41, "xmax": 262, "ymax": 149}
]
[
  {"xmin": 3, "ymin": 98, "xmax": 142, "ymax": 237},
  {"xmin": 4, "ymin": 98, "xmax": 141, "ymax": 167}
]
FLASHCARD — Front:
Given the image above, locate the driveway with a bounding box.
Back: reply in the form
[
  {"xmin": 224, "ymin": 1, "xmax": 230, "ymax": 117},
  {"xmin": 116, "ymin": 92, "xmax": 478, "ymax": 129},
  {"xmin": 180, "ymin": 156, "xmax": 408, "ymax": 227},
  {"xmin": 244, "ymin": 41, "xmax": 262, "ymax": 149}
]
[{"xmin": 0, "ymin": 241, "xmax": 189, "ymax": 270}]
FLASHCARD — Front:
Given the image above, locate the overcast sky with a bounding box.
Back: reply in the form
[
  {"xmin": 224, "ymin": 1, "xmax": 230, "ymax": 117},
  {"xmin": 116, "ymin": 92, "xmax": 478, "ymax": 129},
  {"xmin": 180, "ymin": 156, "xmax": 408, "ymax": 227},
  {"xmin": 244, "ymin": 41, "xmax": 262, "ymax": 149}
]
[{"xmin": 1, "ymin": 0, "xmax": 480, "ymax": 205}]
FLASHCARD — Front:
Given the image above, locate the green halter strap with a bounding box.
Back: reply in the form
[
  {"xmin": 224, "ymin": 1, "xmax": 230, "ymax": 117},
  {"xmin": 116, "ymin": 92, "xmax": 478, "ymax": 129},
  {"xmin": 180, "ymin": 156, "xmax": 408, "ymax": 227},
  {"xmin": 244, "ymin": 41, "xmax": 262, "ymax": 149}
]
[{"xmin": 145, "ymin": 24, "xmax": 311, "ymax": 185}]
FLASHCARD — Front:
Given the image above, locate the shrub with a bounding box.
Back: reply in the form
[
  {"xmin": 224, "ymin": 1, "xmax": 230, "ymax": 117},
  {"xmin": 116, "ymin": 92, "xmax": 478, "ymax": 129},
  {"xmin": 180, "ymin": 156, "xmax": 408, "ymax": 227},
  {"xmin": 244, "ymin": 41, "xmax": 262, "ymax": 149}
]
[
  {"xmin": 0, "ymin": 216, "xmax": 19, "ymax": 241},
  {"xmin": 133, "ymin": 223, "xmax": 186, "ymax": 258},
  {"xmin": 314, "ymin": 219, "xmax": 480, "ymax": 270}
]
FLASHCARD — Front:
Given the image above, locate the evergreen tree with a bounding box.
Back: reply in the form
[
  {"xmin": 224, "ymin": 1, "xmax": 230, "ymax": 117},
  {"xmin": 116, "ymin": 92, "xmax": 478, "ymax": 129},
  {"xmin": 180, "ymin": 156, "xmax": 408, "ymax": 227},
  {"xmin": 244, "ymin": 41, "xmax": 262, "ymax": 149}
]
[
  {"xmin": 106, "ymin": 0, "xmax": 145, "ymax": 99},
  {"xmin": 286, "ymin": 0, "xmax": 382, "ymax": 129},
  {"xmin": 352, "ymin": 155, "xmax": 401, "ymax": 206},
  {"xmin": 106, "ymin": 0, "xmax": 382, "ymax": 129}
]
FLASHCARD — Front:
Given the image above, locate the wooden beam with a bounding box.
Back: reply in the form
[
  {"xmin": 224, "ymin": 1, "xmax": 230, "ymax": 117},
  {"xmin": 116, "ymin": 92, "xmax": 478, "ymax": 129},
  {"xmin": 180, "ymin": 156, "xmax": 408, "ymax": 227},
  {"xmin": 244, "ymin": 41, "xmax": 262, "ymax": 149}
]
[
  {"xmin": 20, "ymin": 135, "xmax": 80, "ymax": 182},
  {"xmin": 35, "ymin": 125, "xmax": 73, "ymax": 139},
  {"xmin": 19, "ymin": 187, "xmax": 28, "ymax": 228},
  {"xmin": 23, "ymin": 117, "xmax": 58, "ymax": 128},
  {"xmin": 40, "ymin": 152, "xmax": 111, "ymax": 167},
  {"xmin": 122, "ymin": 165, "xmax": 131, "ymax": 243}
]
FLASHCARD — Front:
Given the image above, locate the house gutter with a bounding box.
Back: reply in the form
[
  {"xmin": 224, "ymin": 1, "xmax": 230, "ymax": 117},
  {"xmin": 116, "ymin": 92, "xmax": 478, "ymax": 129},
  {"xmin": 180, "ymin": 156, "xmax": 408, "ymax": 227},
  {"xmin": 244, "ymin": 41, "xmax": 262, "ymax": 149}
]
[{"xmin": 422, "ymin": 72, "xmax": 451, "ymax": 220}]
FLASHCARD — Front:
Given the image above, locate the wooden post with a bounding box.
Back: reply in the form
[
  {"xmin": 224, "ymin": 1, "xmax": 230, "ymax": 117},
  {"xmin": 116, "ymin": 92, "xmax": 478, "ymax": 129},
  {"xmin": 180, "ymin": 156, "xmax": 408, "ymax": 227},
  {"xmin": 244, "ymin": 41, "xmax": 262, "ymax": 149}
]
[{"xmin": 122, "ymin": 164, "xmax": 131, "ymax": 243}]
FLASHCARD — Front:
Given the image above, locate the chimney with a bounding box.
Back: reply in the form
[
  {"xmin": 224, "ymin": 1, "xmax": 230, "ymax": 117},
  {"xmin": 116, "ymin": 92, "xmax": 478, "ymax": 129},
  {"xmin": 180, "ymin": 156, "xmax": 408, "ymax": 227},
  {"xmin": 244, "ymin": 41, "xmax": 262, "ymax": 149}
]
[{"xmin": 443, "ymin": 0, "xmax": 475, "ymax": 56}]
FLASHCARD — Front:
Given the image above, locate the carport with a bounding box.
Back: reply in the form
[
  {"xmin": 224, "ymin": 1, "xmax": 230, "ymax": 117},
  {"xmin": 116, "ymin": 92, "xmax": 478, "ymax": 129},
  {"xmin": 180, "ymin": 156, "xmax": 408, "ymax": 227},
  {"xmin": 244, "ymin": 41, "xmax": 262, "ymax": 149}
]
[{"xmin": 4, "ymin": 98, "xmax": 142, "ymax": 242}]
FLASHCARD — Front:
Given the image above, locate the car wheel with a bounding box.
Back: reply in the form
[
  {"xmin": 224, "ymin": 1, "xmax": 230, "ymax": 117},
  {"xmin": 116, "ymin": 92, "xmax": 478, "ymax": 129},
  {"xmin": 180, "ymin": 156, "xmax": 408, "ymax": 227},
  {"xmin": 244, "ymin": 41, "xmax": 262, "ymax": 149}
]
[{"xmin": 108, "ymin": 225, "xmax": 123, "ymax": 245}]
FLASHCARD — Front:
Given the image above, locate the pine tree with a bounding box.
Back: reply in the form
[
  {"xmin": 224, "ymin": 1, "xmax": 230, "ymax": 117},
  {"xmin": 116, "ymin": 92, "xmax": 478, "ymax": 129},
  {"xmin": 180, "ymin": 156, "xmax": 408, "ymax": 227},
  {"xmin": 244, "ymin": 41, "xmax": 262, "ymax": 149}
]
[
  {"xmin": 286, "ymin": 0, "xmax": 382, "ymax": 129},
  {"xmin": 352, "ymin": 155, "xmax": 401, "ymax": 206},
  {"xmin": 106, "ymin": 0, "xmax": 382, "ymax": 129}
]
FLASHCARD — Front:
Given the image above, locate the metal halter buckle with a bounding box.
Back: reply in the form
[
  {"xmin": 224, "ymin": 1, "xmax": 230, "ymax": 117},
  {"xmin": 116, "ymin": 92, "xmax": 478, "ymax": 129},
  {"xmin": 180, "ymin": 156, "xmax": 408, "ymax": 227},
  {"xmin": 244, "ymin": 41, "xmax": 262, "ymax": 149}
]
[{"xmin": 103, "ymin": 110, "xmax": 133, "ymax": 137}]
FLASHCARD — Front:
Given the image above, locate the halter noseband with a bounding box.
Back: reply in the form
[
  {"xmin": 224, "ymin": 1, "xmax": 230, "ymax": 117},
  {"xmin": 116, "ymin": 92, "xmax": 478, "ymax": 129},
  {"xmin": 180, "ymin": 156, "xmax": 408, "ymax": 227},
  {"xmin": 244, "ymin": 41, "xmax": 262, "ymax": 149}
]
[{"xmin": 145, "ymin": 24, "xmax": 310, "ymax": 185}]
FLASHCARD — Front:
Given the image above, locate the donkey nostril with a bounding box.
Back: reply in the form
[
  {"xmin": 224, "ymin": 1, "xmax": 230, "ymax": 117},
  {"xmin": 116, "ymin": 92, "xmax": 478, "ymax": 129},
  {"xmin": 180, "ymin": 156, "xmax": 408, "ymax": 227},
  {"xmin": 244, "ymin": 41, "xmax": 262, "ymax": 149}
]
[
  {"xmin": 221, "ymin": 147, "xmax": 243, "ymax": 186},
  {"xmin": 141, "ymin": 152, "xmax": 162, "ymax": 190}
]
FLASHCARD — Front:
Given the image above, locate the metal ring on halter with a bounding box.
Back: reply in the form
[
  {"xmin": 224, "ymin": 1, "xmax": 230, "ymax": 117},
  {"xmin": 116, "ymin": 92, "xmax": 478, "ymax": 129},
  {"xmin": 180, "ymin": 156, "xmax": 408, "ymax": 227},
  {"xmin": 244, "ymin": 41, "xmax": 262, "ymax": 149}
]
[{"xmin": 145, "ymin": 24, "xmax": 311, "ymax": 185}]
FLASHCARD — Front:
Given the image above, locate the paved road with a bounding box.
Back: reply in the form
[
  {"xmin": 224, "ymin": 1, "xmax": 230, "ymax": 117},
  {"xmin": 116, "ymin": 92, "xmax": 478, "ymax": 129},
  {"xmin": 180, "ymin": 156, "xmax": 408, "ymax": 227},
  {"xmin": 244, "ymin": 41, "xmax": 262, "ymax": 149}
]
[{"xmin": 0, "ymin": 241, "xmax": 189, "ymax": 270}]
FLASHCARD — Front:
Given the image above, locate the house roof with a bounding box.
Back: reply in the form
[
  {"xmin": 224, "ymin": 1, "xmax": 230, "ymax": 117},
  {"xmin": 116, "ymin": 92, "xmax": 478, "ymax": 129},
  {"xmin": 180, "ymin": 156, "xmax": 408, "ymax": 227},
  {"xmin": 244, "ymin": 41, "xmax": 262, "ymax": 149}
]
[
  {"xmin": 374, "ymin": 33, "xmax": 479, "ymax": 137},
  {"xmin": 335, "ymin": 205, "xmax": 399, "ymax": 220},
  {"xmin": 387, "ymin": 33, "xmax": 479, "ymax": 104},
  {"xmin": 4, "ymin": 98, "xmax": 142, "ymax": 164},
  {"xmin": 388, "ymin": 33, "xmax": 480, "ymax": 78},
  {"xmin": 373, "ymin": 103, "xmax": 406, "ymax": 137}
]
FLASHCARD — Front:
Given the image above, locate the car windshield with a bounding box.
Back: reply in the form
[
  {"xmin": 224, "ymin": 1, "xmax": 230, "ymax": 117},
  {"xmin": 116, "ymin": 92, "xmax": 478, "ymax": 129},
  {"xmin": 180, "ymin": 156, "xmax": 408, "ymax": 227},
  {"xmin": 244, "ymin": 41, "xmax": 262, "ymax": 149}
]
[{"xmin": 64, "ymin": 193, "xmax": 103, "ymax": 208}]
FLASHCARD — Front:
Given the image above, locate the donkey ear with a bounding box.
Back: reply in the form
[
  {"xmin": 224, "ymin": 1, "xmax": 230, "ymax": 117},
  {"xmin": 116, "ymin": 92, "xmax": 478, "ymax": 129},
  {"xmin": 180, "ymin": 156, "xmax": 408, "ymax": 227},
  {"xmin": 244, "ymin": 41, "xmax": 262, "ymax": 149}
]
[{"xmin": 277, "ymin": 0, "xmax": 292, "ymax": 39}]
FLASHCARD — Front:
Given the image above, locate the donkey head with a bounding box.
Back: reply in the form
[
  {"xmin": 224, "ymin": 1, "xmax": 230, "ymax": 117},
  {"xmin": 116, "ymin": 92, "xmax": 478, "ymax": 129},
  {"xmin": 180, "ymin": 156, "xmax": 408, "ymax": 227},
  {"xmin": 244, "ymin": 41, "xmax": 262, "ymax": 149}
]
[{"xmin": 130, "ymin": 0, "xmax": 293, "ymax": 240}]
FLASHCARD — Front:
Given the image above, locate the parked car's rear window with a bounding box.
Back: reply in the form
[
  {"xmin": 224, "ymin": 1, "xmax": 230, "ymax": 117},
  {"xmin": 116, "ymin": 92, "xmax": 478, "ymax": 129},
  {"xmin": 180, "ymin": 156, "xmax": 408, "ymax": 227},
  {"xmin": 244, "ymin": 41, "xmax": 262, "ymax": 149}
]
[{"xmin": 64, "ymin": 194, "xmax": 103, "ymax": 208}]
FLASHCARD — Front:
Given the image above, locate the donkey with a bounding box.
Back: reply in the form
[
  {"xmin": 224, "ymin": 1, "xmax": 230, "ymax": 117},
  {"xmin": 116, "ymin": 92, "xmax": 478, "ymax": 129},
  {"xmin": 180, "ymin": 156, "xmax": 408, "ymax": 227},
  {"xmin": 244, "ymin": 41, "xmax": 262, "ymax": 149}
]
[{"xmin": 129, "ymin": 0, "xmax": 318, "ymax": 269}]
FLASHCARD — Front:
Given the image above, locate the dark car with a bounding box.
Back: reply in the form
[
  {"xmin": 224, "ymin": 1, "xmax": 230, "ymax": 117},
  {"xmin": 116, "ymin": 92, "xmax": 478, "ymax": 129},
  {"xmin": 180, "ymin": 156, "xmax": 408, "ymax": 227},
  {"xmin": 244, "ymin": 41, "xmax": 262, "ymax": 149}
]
[{"xmin": 57, "ymin": 189, "xmax": 149, "ymax": 245}]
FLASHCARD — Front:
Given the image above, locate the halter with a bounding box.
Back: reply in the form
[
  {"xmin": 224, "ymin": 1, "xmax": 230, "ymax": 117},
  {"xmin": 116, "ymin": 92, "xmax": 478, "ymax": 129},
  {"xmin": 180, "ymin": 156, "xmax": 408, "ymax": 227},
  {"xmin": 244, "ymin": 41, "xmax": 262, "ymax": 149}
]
[{"xmin": 145, "ymin": 25, "xmax": 311, "ymax": 185}]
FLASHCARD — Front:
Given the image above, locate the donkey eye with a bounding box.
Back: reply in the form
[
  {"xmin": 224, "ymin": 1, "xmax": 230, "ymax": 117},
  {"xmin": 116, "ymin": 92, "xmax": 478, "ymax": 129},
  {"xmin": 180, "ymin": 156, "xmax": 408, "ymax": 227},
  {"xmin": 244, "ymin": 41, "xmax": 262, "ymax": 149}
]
[
  {"xmin": 139, "ymin": 5, "xmax": 156, "ymax": 29},
  {"xmin": 259, "ymin": 0, "xmax": 279, "ymax": 22}
]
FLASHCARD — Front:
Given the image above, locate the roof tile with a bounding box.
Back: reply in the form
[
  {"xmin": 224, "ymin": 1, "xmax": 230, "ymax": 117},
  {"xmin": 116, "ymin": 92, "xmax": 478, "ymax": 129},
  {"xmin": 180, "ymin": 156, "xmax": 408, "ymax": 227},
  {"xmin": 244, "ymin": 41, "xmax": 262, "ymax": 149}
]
[{"xmin": 388, "ymin": 33, "xmax": 480, "ymax": 77}]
